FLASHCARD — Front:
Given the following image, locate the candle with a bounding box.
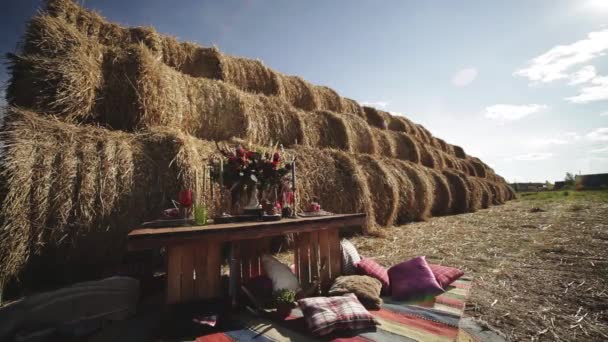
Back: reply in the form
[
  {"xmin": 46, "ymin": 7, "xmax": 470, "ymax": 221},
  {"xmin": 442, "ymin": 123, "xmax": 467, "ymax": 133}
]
[
  {"xmin": 219, "ymin": 157, "xmax": 224, "ymax": 188},
  {"xmin": 201, "ymin": 165, "xmax": 206, "ymax": 205}
]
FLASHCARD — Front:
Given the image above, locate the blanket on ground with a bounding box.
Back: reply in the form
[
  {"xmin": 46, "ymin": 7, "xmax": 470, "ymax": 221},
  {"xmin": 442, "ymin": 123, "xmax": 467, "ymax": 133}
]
[{"xmin": 196, "ymin": 278, "xmax": 472, "ymax": 341}]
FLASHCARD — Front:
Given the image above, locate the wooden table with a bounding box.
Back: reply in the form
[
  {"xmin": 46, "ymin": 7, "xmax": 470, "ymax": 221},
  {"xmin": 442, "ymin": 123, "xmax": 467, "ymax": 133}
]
[{"xmin": 127, "ymin": 213, "xmax": 366, "ymax": 304}]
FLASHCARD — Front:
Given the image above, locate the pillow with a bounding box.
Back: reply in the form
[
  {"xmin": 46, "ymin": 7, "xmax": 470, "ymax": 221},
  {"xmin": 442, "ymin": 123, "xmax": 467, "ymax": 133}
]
[
  {"xmin": 340, "ymin": 239, "xmax": 361, "ymax": 275},
  {"xmin": 261, "ymin": 255, "xmax": 300, "ymax": 291},
  {"xmin": 355, "ymin": 258, "xmax": 390, "ymax": 294},
  {"xmin": 328, "ymin": 275, "xmax": 383, "ymax": 310},
  {"xmin": 298, "ymin": 293, "xmax": 378, "ymax": 336},
  {"xmin": 429, "ymin": 264, "xmax": 464, "ymax": 289},
  {"xmin": 388, "ymin": 256, "xmax": 444, "ymax": 301}
]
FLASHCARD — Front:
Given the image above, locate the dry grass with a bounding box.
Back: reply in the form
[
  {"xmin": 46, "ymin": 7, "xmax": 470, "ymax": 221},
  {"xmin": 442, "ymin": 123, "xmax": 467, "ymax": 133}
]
[{"xmin": 349, "ymin": 191, "xmax": 608, "ymax": 341}]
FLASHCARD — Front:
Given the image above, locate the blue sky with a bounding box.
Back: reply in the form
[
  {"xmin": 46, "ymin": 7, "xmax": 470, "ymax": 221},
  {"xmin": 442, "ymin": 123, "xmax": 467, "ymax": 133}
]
[{"xmin": 1, "ymin": 0, "xmax": 607, "ymax": 182}]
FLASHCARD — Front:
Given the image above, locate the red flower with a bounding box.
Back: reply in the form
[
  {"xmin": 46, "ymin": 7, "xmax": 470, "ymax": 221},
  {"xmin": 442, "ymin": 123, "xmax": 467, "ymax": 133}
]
[
  {"xmin": 273, "ymin": 152, "xmax": 281, "ymax": 162},
  {"xmin": 236, "ymin": 146, "xmax": 246, "ymax": 157},
  {"xmin": 271, "ymin": 161, "xmax": 279, "ymax": 169}
]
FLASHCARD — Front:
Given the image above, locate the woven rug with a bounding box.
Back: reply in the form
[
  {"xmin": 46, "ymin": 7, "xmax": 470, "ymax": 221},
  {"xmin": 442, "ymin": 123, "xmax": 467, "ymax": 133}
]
[{"xmin": 196, "ymin": 278, "xmax": 472, "ymax": 341}]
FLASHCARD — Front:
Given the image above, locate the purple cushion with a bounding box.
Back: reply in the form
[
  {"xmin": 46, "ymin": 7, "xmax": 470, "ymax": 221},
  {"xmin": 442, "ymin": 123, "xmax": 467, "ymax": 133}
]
[{"xmin": 388, "ymin": 256, "xmax": 444, "ymax": 301}]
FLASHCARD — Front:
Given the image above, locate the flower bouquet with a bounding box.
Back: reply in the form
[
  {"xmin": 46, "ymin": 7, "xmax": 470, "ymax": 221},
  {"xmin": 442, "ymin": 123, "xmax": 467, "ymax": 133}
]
[{"xmin": 211, "ymin": 142, "xmax": 294, "ymax": 217}]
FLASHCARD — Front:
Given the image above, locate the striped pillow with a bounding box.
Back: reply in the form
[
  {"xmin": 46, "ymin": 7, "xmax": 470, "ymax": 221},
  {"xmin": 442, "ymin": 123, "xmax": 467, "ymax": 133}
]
[
  {"xmin": 298, "ymin": 293, "xmax": 378, "ymax": 336},
  {"xmin": 355, "ymin": 258, "xmax": 390, "ymax": 294},
  {"xmin": 340, "ymin": 239, "xmax": 361, "ymax": 275},
  {"xmin": 429, "ymin": 264, "xmax": 464, "ymax": 289}
]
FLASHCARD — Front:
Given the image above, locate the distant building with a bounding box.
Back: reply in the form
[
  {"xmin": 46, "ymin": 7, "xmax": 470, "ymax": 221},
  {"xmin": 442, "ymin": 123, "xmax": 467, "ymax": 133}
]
[
  {"xmin": 575, "ymin": 173, "xmax": 608, "ymax": 189},
  {"xmin": 553, "ymin": 181, "xmax": 566, "ymax": 190},
  {"xmin": 510, "ymin": 182, "xmax": 546, "ymax": 192}
]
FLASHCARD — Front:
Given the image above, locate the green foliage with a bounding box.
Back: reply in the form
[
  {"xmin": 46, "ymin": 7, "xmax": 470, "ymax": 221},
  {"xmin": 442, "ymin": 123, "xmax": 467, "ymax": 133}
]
[
  {"xmin": 272, "ymin": 288, "xmax": 296, "ymax": 305},
  {"xmin": 517, "ymin": 189, "xmax": 608, "ymax": 204},
  {"xmin": 565, "ymin": 172, "xmax": 575, "ymax": 187}
]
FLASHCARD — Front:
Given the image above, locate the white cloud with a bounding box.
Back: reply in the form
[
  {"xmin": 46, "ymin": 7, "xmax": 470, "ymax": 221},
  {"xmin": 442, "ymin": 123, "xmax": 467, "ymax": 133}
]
[
  {"xmin": 484, "ymin": 104, "xmax": 548, "ymax": 121},
  {"xmin": 509, "ymin": 153, "xmax": 554, "ymax": 161},
  {"xmin": 527, "ymin": 138, "xmax": 569, "ymax": 146},
  {"xmin": 564, "ymin": 132, "xmax": 582, "ymax": 140},
  {"xmin": 514, "ymin": 30, "xmax": 608, "ymax": 83},
  {"xmin": 451, "ymin": 67, "xmax": 478, "ymax": 87},
  {"xmin": 568, "ymin": 65, "xmax": 597, "ymax": 85},
  {"xmin": 591, "ymin": 146, "xmax": 608, "ymax": 153},
  {"xmin": 601, "ymin": 112, "xmax": 608, "ymax": 116},
  {"xmin": 566, "ymin": 75, "xmax": 608, "ymax": 103},
  {"xmin": 360, "ymin": 101, "xmax": 389, "ymax": 108},
  {"xmin": 586, "ymin": 127, "xmax": 608, "ymax": 141}
]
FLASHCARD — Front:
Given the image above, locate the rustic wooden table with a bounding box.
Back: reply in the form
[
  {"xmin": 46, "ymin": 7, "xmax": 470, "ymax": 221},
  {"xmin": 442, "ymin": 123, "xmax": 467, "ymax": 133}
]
[{"xmin": 127, "ymin": 213, "xmax": 366, "ymax": 304}]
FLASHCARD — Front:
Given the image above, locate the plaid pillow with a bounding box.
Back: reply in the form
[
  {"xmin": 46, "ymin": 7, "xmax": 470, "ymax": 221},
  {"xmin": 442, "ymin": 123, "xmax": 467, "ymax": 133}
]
[
  {"xmin": 298, "ymin": 293, "xmax": 378, "ymax": 336},
  {"xmin": 355, "ymin": 258, "xmax": 390, "ymax": 294},
  {"xmin": 340, "ymin": 239, "xmax": 361, "ymax": 275},
  {"xmin": 429, "ymin": 264, "xmax": 464, "ymax": 289}
]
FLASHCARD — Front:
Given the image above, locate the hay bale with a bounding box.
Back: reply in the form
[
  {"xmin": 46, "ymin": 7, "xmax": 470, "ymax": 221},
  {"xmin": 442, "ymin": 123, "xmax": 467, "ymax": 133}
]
[
  {"xmin": 443, "ymin": 153, "xmax": 456, "ymax": 169},
  {"xmin": 393, "ymin": 161, "xmax": 433, "ymax": 221},
  {"xmin": 45, "ymin": 0, "xmax": 202, "ymax": 72},
  {"xmin": 218, "ymin": 56, "xmax": 281, "ymax": 96},
  {"xmin": 461, "ymin": 159, "xmax": 478, "ymax": 177},
  {"xmin": 465, "ymin": 175, "xmax": 482, "ymax": 212},
  {"xmin": 0, "ymin": 108, "xmax": 220, "ymax": 288},
  {"xmin": 177, "ymin": 44, "xmax": 223, "ymax": 79},
  {"xmin": 419, "ymin": 144, "xmax": 443, "ymax": 169},
  {"xmin": 474, "ymin": 179, "xmax": 491, "ymax": 209},
  {"xmin": 356, "ymin": 155, "xmax": 399, "ymax": 227},
  {"xmin": 312, "ymin": 86, "xmax": 342, "ymax": 113},
  {"xmin": 387, "ymin": 114, "xmax": 408, "ymax": 132},
  {"xmin": 442, "ymin": 170, "xmax": 470, "ymax": 214},
  {"xmin": 6, "ymin": 16, "xmax": 104, "ymax": 121},
  {"xmin": 435, "ymin": 138, "xmax": 449, "ymax": 153},
  {"xmin": 428, "ymin": 169, "xmax": 452, "ymax": 216},
  {"xmin": 469, "ymin": 158, "xmax": 487, "ymax": 178},
  {"xmin": 341, "ymin": 98, "xmax": 365, "ymax": 118},
  {"xmin": 382, "ymin": 159, "xmax": 416, "ymax": 223},
  {"xmin": 301, "ymin": 110, "xmax": 350, "ymax": 151},
  {"xmin": 294, "ymin": 148, "xmax": 373, "ymax": 232},
  {"xmin": 390, "ymin": 132, "xmax": 421, "ymax": 163},
  {"xmin": 372, "ymin": 128, "xmax": 396, "ymax": 159},
  {"xmin": 277, "ymin": 75, "xmax": 317, "ymax": 111},
  {"xmin": 453, "ymin": 145, "xmax": 466, "ymax": 159},
  {"xmin": 363, "ymin": 106, "xmax": 389, "ymax": 129},
  {"xmin": 414, "ymin": 124, "xmax": 432, "ymax": 144}
]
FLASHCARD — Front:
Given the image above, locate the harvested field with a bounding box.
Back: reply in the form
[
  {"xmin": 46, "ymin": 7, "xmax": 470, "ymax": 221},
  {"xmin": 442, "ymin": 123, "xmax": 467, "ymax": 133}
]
[{"xmin": 347, "ymin": 190, "xmax": 608, "ymax": 341}]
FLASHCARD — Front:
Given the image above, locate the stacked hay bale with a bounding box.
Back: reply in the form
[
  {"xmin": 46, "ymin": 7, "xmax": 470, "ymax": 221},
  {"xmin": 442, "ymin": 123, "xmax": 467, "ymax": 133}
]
[{"xmin": 0, "ymin": 0, "xmax": 515, "ymax": 291}]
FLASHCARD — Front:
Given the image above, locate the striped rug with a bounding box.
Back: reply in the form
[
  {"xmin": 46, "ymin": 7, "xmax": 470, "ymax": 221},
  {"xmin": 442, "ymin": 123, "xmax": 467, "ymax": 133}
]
[{"xmin": 196, "ymin": 278, "xmax": 472, "ymax": 341}]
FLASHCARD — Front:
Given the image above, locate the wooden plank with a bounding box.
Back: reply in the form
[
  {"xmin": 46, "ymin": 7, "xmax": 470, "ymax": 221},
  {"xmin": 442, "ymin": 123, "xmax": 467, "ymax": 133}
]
[
  {"xmin": 240, "ymin": 241, "xmax": 253, "ymax": 283},
  {"xmin": 128, "ymin": 214, "xmax": 366, "ymax": 251},
  {"xmin": 131, "ymin": 214, "xmax": 364, "ymax": 236},
  {"xmin": 166, "ymin": 245, "xmax": 183, "ymax": 304},
  {"xmin": 327, "ymin": 228, "xmax": 341, "ymax": 282},
  {"xmin": 205, "ymin": 240, "xmax": 222, "ymax": 299},
  {"xmin": 309, "ymin": 231, "xmax": 320, "ymax": 289},
  {"xmin": 229, "ymin": 242, "xmax": 241, "ymax": 307},
  {"xmin": 296, "ymin": 232, "xmax": 311, "ymax": 287},
  {"xmin": 317, "ymin": 229, "xmax": 331, "ymax": 292},
  {"xmin": 180, "ymin": 243, "xmax": 195, "ymax": 302},
  {"xmin": 293, "ymin": 233, "xmax": 300, "ymax": 281}
]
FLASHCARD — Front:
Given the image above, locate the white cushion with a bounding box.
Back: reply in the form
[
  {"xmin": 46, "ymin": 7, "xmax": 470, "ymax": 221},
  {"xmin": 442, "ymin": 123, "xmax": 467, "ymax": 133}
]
[
  {"xmin": 261, "ymin": 255, "xmax": 300, "ymax": 291},
  {"xmin": 340, "ymin": 239, "xmax": 361, "ymax": 275}
]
